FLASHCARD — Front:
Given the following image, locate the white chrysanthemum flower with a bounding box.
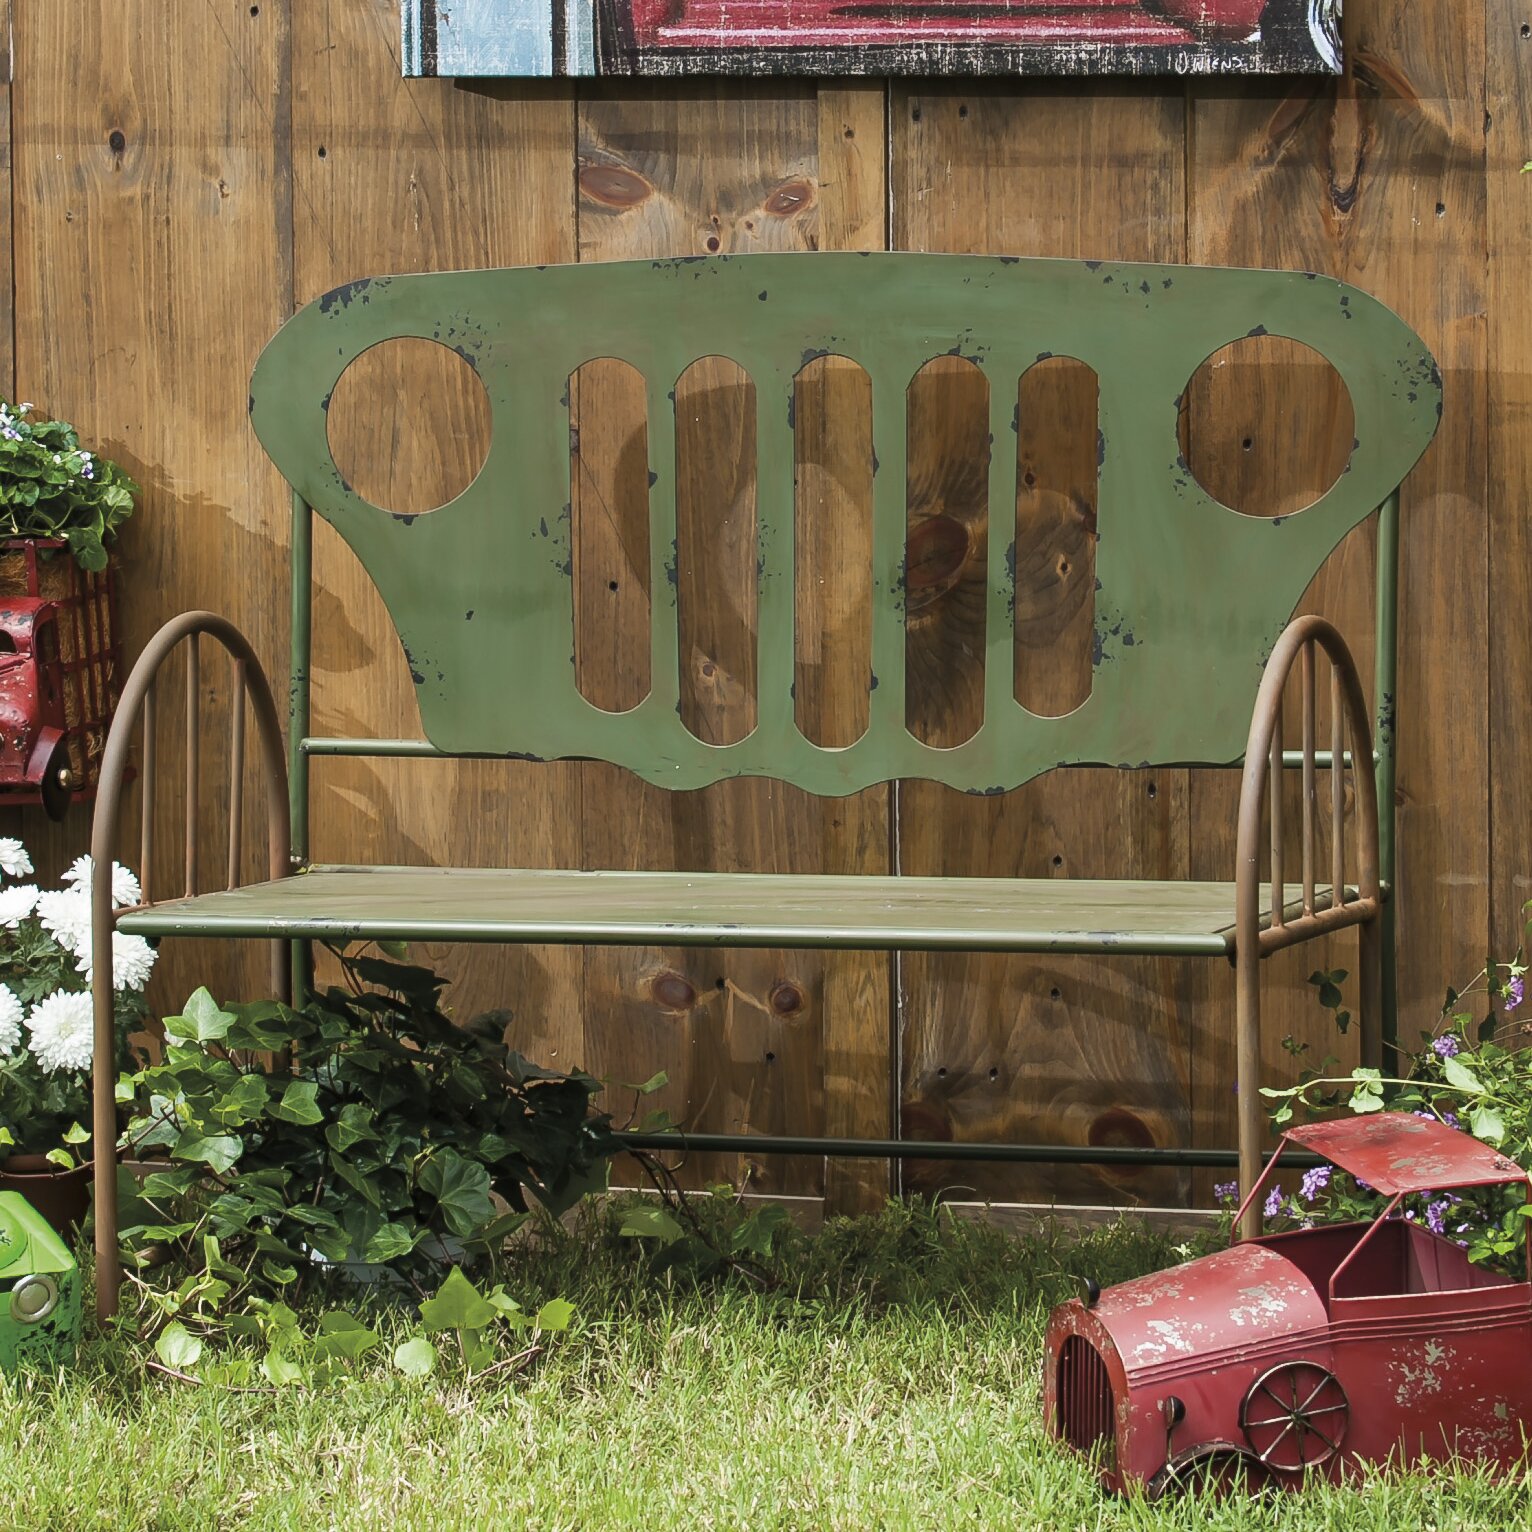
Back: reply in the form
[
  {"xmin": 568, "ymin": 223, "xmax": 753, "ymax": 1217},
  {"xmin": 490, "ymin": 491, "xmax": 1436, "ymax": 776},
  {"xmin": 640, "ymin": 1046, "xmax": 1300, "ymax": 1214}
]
[
  {"xmin": 26, "ymin": 989, "xmax": 93, "ymax": 1074},
  {"xmin": 0, "ymin": 884, "xmax": 38, "ymax": 929},
  {"xmin": 0, "ymin": 838, "xmax": 32, "ymax": 879},
  {"xmin": 0, "ymin": 986, "xmax": 22, "ymax": 1057},
  {"xmin": 75, "ymin": 931, "xmax": 157, "ymax": 992},
  {"xmin": 61, "ymin": 854, "xmax": 142, "ymax": 909},
  {"xmin": 36, "ymin": 887, "xmax": 91, "ymax": 955}
]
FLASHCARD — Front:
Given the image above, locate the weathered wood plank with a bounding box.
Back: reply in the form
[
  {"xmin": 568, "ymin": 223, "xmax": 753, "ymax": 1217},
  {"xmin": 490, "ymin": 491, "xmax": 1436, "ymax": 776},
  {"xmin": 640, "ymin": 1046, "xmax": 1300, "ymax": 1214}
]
[
  {"xmin": 12, "ymin": 0, "xmax": 293, "ymax": 1006},
  {"xmin": 809, "ymin": 84, "xmax": 894, "ymax": 1214},
  {"xmin": 1486, "ymin": 3, "xmax": 1532, "ymax": 968},
  {"xmin": 290, "ymin": 1, "xmax": 584, "ymax": 1067},
  {"xmin": 891, "ymin": 84, "xmax": 1191, "ymax": 1206},
  {"xmin": 1185, "ymin": 20, "xmax": 1488, "ymax": 1168}
]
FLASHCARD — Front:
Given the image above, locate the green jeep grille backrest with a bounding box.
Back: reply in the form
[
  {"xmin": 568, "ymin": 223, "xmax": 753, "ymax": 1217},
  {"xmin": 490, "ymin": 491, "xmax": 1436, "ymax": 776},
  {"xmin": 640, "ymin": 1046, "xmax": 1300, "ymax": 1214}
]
[{"xmin": 249, "ymin": 253, "xmax": 1440, "ymax": 796}]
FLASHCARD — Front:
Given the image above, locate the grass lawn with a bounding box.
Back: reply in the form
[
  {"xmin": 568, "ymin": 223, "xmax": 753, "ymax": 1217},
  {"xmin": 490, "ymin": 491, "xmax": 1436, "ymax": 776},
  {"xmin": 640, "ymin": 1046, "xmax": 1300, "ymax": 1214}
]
[{"xmin": 0, "ymin": 1200, "xmax": 1526, "ymax": 1530}]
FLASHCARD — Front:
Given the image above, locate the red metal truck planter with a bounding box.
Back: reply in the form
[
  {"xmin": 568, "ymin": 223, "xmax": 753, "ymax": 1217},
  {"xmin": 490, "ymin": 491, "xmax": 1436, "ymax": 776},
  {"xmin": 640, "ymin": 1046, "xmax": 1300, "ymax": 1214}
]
[
  {"xmin": 0, "ymin": 597, "xmax": 74, "ymax": 819},
  {"xmin": 1044, "ymin": 1113, "xmax": 1532, "ymax": 1494}
]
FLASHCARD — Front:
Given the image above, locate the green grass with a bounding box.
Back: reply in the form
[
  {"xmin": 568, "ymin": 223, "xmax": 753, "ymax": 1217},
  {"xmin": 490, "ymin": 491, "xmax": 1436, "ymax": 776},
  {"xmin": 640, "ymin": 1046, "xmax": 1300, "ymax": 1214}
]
[{"xmin": 0, "ymin": 1200, "xmax": 1526, "ymax": 1530}]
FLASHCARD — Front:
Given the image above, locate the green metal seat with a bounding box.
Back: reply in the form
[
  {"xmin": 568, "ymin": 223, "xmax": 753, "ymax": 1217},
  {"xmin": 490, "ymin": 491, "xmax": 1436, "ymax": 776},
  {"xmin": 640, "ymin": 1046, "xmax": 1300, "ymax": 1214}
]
[{"xmin": 118, "ymin": 866, "xmax": 1353, "ymax": 955}]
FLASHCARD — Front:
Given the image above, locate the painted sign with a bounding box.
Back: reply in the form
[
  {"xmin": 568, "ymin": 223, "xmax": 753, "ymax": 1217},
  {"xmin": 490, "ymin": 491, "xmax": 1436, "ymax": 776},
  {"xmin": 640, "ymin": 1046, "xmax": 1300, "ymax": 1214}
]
[{"xmin": 401, "ymin": 0, "xmax": 1341, "ymax": 77}]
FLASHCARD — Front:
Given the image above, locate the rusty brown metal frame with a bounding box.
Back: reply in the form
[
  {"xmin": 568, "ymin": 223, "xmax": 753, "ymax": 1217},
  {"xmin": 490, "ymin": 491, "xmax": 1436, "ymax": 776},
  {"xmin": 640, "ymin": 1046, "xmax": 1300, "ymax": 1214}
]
[
  {"xmin": 89, "ymin": 612, "xmax": 290, "ymax": 1320},
  {"xmin": 1234, "ymin": 614, "xmax": 1383, "ymax": 1238}
]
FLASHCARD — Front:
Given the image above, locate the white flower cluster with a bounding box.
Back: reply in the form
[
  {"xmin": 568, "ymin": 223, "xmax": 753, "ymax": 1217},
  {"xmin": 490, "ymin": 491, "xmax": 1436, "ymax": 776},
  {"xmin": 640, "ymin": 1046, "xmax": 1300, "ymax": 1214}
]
[{"xmin": 0, "ymin": 842, "xmax": 154, "ymax": 1076}]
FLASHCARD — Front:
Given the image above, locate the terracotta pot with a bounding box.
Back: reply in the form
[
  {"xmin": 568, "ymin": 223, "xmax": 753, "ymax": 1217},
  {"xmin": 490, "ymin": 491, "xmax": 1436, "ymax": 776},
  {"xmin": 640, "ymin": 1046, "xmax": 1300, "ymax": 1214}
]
[{"xmin": 0, "ymin": 1155, "xmax": 92, "ymax": 1238}]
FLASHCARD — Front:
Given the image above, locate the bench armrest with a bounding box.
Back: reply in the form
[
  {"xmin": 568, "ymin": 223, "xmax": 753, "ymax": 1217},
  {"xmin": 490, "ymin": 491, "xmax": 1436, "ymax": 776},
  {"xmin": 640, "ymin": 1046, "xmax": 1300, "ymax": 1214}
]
[
  {"xmin": 89, "ymin": 611, "xmax": 290, "ymax": 1318},
  {"xmin": 1232, "ymin": 613, "xmax": 1384, "ymax": 1235}
]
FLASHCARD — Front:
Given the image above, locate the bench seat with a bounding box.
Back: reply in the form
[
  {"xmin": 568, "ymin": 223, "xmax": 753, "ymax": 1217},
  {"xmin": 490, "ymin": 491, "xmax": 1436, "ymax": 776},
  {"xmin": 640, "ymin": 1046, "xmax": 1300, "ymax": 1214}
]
[{"xmin": 118, "ymin": 865, "xmax": 1352, "ymax": 955}]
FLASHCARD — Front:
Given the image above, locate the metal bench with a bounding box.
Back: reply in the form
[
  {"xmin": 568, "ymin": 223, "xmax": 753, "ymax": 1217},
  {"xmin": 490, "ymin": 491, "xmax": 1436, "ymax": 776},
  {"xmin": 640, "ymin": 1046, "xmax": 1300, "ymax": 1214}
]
[{"xmin": 87, "ymin": 252, "xmax": 1441, "ymax": 1316}]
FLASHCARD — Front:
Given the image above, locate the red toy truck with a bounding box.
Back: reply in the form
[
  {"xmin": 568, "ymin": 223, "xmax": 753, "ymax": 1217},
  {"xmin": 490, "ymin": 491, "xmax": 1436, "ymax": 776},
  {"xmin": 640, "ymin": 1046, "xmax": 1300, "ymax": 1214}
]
[{"xmin": 1044, "ymin": 1113, "xmax": 1532, "ymax": 1494}]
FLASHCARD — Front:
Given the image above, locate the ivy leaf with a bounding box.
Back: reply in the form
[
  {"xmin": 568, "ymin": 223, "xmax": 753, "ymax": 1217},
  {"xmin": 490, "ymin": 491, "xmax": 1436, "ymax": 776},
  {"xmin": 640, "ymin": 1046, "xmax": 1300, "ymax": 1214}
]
[
  {"xmin": 325, "ymin": 1102, "xmax": 380, "ymax": 1153},
  {"xmin": 419, "ymin": 1267, "xmax": 497, "ymax": 1333},
  {"xmin": 533, "ymin": 1298, "xmax": 574, "ymax": 1333},
  {"xmin": 362, "ymin": 1223, "xmax": 417, "ymax": 1264},
  {"xmin": 163, "ymin": 988, "xmax": 237, "ymax": 1044},
  {"xmin": 271, "ymin": 1080, "xmax": 323, "ymax": 1126},
  {"xmin": 61, "ymin": 1121, "xmax": 90, "ymax": 1145},
  {"xmin": 155, "ymin": 1321, "xmax": 203, "ymax": 1371},
  {"xmin": 730, "ymin": 1205, "xmax": 790, "ymax": 1260},
  {"xmin": 313, "ymin": 1311, "xmax": 382, "ymax": 1361},
  {"xmin": 211, "ymin": 1075, "xmax": 269, "ymax": 1125},
  {"xmin": 43, "ymin": 1148, "xmax": 74, "ymax": 1170},
  {"xmin": 393, "ymin": 1337, "xmax": 436, "ymax": 1377},
  {"xmin": 416, "ymin": 1149, "xmax": 493, "ymax": 1237},
  {"xmin": 619, "ymin": 1206, "xmax": 684, "ymax": 1244},
  {"xmin": 172, "ymin": 1128, "xmax": 242, "ymax": 1174},
  {"xmin": 261, "ymin": 1347, "xmax": 303, "ymax": 1387}
]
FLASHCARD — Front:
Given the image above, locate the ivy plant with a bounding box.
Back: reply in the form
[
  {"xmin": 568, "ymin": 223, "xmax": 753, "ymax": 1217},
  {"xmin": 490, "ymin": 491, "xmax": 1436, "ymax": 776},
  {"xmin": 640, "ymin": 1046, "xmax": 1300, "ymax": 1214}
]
[{"xmin": 116, "ymin": 946, "xmax": 615, "ymax": 1288}]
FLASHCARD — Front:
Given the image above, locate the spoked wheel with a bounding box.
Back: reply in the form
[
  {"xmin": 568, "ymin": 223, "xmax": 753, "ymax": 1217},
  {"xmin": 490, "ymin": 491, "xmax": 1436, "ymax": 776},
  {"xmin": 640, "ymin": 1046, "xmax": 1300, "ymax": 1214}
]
[
  {"xmin": 1146, "ymin": 1442, "xmax": 1272, "ymax": 1500},
  {"xmin": 1240, "ymin": 1360, "xmax": 1349, "ymax": 1474}
]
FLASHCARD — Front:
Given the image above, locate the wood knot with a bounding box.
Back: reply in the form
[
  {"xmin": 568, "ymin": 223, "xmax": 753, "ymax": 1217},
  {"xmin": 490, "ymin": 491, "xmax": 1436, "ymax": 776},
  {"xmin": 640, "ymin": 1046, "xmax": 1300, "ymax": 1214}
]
[
  {"xmin": 905, "ymin": 513, "xmax": 971, "ymax": 612},
  {"xmin": 650, "ymin": 970, "xmax": 696, "ymax": 1012},
  {"xmin": 1087, "ymin": 1108, "xmax": 1155, "ymax": 1177},
  {"xmin": 764, "ymin": 178, "xmax": 816, "ymax": 217},
  {"xmin": 578, "ymin": 160, "xmax": 653, "ymax": 209},
  {"xmin": 769, "ymin": 980, "xmax": 805, "ymax": 1016}
]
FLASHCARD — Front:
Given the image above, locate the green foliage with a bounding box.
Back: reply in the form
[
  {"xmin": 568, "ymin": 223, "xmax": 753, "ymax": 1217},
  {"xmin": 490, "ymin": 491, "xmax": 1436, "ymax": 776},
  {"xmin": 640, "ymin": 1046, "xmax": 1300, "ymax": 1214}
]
[
  {"xmin": 131, "ymin": 1244, "xmax": 573, "ymax": 1388},
  {"xmin": 1265, "ymin": 903, "xmax": 1532, "ymax": 1272},
  {"xmin": 117, "ymin": 945, "xmax": 615, "ymax": 1288},
  {"xmin": 0, "ymin": 400, "xmax": 137, "ymax": 570}
]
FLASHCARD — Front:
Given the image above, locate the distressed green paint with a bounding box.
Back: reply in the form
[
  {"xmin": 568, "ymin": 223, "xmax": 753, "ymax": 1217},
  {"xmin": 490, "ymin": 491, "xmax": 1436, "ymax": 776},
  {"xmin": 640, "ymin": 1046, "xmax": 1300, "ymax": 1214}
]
[{"xmin": 250, "ymin": 253, "xmax": 1440, "ymax": 795}]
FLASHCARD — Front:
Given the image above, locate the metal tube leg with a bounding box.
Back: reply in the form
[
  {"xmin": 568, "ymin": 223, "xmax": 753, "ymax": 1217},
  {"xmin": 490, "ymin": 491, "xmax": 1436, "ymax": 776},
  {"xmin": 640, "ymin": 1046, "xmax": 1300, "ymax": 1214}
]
[
  {"xmin": 1359, "ymin": 915, "xmax": 1384, "ymax": 1072},
  {"xmin": 91, "ymin": 913, "xmax": 119, "ymax": 1321},
  {"xmin": 1237, "ymin": 941, "xmax": 1262, "ymax": 1240}
]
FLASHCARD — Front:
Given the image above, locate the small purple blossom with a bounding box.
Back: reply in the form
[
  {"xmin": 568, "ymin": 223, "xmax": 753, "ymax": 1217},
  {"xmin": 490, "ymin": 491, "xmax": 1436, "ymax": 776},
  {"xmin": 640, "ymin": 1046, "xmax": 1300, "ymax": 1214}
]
[
  {"xmin": 1263, "ymin": 1185, "xmax": 1284, "ymax": 1219},
  {"xmin": 1354, "ymin": 1176, "xmax": 1370, "ymax": 1191},
  {"xmin": 1300, "ymin": 1165, "xmax": 1331, "ymax": 1203},
  {"xmin": 1214, "ymin": 1180, "xmax": 1239, "ymax": 1206},
  {"xmin": 1432, "ymin": 1034, "xmax": 1462, "ymax": 1059},
  {"xmin": 1508, "ymin": 975, "xmax": 1525, "ymax": 1012},
  {"xmin": 1443, "ymin": 1112, "xmax": 1461, "ymax": 1130},
  {"xmin": 1425, "ymin": 1198, "xmax": 1452, "ymax": 1235}
]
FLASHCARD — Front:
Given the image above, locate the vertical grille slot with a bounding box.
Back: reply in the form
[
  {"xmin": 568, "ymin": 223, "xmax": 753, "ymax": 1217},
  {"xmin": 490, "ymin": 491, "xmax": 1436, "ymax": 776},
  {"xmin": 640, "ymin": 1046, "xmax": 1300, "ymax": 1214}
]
[{"xmin": 1057, "ymin": 1335, "xmax": 1114, "ymax": 1457}]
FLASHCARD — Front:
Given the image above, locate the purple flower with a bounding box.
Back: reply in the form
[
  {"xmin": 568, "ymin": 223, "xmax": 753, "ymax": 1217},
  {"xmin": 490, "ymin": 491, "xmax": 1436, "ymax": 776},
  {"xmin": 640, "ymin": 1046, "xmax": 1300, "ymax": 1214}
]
[
  {"xmin": 1443, "ymin": 1112, "xmax": 1461, "ymax": 1130},
  {"xmin": 1433, "ymin": 1035, "xmax": 1462, "ymax": 1059},
  {"xmin": 1508, "ymin": 975, "xmax": 1525, "ymax": 1012},
  {"xmin": 1425, "ymin": 1198, "xmax": 1451, "ymax": 1235},
  {"xmin": 1354, "ymin": 1176, "xmax": 1370, "ymax": 1191},
  {"xmin": 1263, "ymin": 1185, "xmax": 1284, "ymax": 1219},
  {"xmin": 1300, "ymin": 1166, "xmax": 1331, "ymax": 1203},
  {"xmin": 1214, "ymin": 1180, "xmax": 1239, "ymax": 1206}
]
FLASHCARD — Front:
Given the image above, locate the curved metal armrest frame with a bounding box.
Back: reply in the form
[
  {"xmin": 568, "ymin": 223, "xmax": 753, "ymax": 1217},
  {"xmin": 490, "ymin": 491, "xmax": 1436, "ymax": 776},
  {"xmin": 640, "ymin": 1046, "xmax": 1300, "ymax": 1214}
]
[
  {"xmin": 1233, "ymin": 614, "xmax": 1384, "ymax": 1237},
  {"xmin": 90, "ymin": 612, "xmax": 291, "ymax": 1321}
]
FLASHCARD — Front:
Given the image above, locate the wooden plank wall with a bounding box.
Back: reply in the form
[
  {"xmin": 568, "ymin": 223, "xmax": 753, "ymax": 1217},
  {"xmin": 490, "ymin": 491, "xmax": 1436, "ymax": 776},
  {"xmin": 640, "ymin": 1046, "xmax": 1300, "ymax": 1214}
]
[{"xmin": 3, "ymin": 1, "xmax": 1506, "ymax": 1216}]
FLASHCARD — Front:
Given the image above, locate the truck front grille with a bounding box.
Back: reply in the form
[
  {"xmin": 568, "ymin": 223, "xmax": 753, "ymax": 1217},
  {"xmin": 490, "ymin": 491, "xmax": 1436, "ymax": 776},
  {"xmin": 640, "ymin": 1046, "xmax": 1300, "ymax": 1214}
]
[{"xmin": 1057, "ymin": 1335, "xmax": 1114, "ymax": 1457}]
